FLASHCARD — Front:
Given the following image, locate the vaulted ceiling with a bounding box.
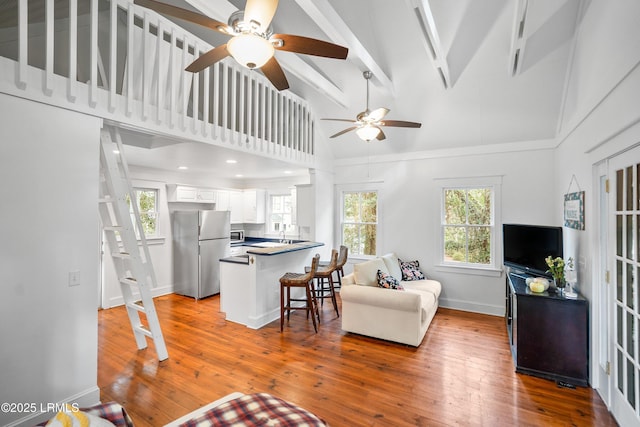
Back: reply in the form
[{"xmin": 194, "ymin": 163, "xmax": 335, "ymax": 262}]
[{"xmin": 124, "ymin": 0, "xmax": 583, "ymax": 176}]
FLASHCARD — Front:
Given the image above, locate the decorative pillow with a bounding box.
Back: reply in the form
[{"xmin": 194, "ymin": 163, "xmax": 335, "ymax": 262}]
[
  {"xmin": 380, "ymin": 253, "xmax": 402, "ymax": 282},
  {"xmin": 46, "ymin": 405, "xmax": 116, "ymax": 427},
  {"xmin": 399, "ymin": 259, "xmax": 426, "ymax": 281},
  {"xmin": 377, "ymin": 269, "xmax": 404, "ymax": 290},
  {"xmin": 353, "ymin": 258, "xmax": 389, "ymax": 287}
]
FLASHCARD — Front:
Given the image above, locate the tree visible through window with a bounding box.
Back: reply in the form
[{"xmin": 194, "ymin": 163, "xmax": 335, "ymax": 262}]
[
  {"xmin": 443, "ymin": 188, "xmax": 492, "ymax": 265},
  {"xmin": 342, "ymin": 191, "xmax": 377, "ymax": 256},
  {"xmin": 126, "ymin": 188, "xmax": 158, "ymax": 238}
]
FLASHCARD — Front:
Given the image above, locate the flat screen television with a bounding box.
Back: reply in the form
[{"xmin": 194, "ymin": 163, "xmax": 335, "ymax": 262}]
[{"xmin": 503, "ymin": 224, "xmax": 563, "ymax": 277}]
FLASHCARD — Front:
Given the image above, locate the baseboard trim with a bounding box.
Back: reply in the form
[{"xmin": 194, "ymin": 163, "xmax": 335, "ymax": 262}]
[
  {"xmin": 107, "ymin": 285, "xmax": 173, "ymax": 308},
  {"xmin": 5, "ymin": 386, "xmax": 100, "ymax": 427},
  {"xmin": 439, "ymin": 298, "xmax": 504, "ymax": 317}
]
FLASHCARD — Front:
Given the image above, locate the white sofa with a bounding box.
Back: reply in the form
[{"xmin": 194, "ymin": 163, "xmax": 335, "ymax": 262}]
[{"xmin": 340, "ymin": 253, "xmax": 441, "ymax": 346}]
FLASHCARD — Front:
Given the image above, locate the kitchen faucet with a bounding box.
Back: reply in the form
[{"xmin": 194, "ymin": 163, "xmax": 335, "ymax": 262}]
[{"xmin": 280, "ymin": 226, "xmax": 286, "ymax": 243}]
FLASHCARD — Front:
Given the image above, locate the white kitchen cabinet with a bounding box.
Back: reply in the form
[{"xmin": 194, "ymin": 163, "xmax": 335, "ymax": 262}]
[
  {"xmin": 170, "ymin": 185, "xmax": 197, "ymax": 201},
  {"xmin": 243, "ymin": 189, "xmax": 266, "ymax": 223},
  {"xmin": 229, "ymin": 245, "xmax": 247, "ymax": 256},
  {"xmin": 196, "ymin": 188, "xmax": 216, "ymax": 203},
  {"xmin": 167, "ymin": 184, "xmax": 216, "ymax": 203},
  {"xmin": 216, "ymin": 190, "xmax": 230, "ymax": 211},
  {"xmin": 229, "ymin": 190, "xmax": 244, "ymax": 224}
]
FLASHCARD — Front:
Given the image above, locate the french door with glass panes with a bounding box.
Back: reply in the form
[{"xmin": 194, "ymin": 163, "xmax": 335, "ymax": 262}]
[{"xmin": 610, "ymin": 145, "xmax": 640, "ymax": 426}]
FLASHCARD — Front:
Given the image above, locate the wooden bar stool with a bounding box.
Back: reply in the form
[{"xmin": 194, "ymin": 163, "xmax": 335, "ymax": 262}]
[
  {"xmin": 333, "ymin": 245, "xmax": 348, "ymax": 290},
  {"xmin": 307, "ymin": 249, "xmax": 339, "ymax": 317},
  {"xmin": 319, "ymin": 245, "xmax": 348, "ymax": 290},
  {"xmin": 280, "ymin": 254, "xmax": 321, "ymax": 332}
]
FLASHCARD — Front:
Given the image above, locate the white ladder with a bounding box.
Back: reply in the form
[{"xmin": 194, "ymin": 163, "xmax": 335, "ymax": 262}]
[{"xmin": 98, "ymin": 126, "xmax": 168, "ymax": 361}]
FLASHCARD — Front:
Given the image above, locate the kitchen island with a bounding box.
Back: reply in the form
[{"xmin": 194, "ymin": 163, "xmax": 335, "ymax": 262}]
[{"xmin": 219, "ymin": 241, "xmax": 323, "ymax": 329}]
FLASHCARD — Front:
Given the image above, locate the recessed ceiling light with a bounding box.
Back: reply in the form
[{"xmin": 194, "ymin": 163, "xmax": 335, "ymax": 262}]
[
  {"xmin": 178, "ymin": 166, "xmax": 188, "ymax": 170},
  {"xmin": 235, "ymin": 174, "xmax": 243, "ymax": 178},
  {"xmin": 226, "ymin": 159, "xmax": 238, "ymax": 164},
  {"xmin": 284, "ymin": 170, "xmax": 292, "ymax": 174},
  {"xmin": 113, "ymin": 150, "xmax": 120, "ymax": 154}
]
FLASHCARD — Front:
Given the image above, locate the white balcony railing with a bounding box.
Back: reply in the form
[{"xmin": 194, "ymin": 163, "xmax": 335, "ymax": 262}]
[{"xmin": 0, "ymin": 0, "xmax": 315, "ymax": 163}]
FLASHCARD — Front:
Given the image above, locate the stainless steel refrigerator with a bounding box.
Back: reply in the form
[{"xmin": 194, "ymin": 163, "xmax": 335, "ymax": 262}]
[{"xmin": 172, "ymin": 210, "xmax": 230, "ymax": 299}]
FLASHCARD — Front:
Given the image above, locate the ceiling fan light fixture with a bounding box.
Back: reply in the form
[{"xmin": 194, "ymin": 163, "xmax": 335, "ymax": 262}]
[
  {"xmin": 356, "ymin": 124, "xmax": 381, "ymax": 141},
  {"xmin": 227, "ymin": 33, "xmax": 274, "ymax": 69}
]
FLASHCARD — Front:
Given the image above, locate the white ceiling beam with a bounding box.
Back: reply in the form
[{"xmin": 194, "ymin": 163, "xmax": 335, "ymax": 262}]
[
  {"xmin": 409, "ymin": 0, "xmax": 451, "ymax": 89},
  {"xmin": 509, "ymin": 0, "xmax": 529, "ymax": 76},
  {"xmin": 292, "ymin": 0, "xmax": 394, "ymax": 97},
  {"xmin": 183, "ymin": 0, "xmax": 348, "ymax": 107},
  {"xmin": 277, "ymin": 54, "xmax": 349, "ymax": 108}
]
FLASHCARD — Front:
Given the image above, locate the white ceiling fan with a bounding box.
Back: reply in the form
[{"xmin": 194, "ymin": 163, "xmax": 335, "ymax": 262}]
[
  {"xmin": 134, "ymin": 0, "xmax": 349, "ymax": 91},
  {"xmin": 322, "ymin": 71, "xmax": 422, "ymax": 141}
]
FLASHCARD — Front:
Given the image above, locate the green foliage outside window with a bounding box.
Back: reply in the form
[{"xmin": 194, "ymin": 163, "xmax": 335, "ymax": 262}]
[
  {"xmin": 444, "ymin": 188, "xmax": 492, "ymax": 264},
  {"xmin": 126, "ymin": 189, "xmax": 158, "ymax": 238},
  {"xmin": 342, "ymin": 191, "xmax": 377, "ymax": 256}
]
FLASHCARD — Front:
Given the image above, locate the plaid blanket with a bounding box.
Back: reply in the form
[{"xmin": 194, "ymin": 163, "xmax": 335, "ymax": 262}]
[{"xmin": 178, "ymin": 393, "xmax": 327, "ymax": 427}]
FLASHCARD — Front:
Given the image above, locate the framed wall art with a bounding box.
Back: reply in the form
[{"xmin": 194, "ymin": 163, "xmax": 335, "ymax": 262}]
[{"xmin": 564, "ymin": 191, "xmax": 585, "ymax": 230}]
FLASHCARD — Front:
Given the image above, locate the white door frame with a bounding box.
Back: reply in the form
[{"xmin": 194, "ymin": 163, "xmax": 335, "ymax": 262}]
[{"xmin": 592, "ymin": 160, "xmax": 611, "ymax": 404}]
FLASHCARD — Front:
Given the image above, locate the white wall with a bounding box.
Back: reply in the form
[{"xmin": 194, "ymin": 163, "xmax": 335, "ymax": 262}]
[
  {"xmin": 0, "ymin": 94, "xmax": 102, "ymax": 426},
  {"xmin": 335, "ymin": 147, "xmax": 557, "ymax": 315},
  {"xmin": 552, "ymin": 0, "xmax": 640, "ymax": 396}
]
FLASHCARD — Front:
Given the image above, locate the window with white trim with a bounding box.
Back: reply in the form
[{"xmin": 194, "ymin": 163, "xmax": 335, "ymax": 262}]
[
  {"xmin": 341, "ymin": 191, "xmax": 378, "ymax": 256},
  {"xmin": 439, "ymin": 176, "xmax": 501, "ymax": 271},
  {"xmin": 126, "ymin": 188, "xmax": 159, "ymax": 238},
  {"xmin": 269, "ymin": 193, "xmax": 293, "ymax": 233}
]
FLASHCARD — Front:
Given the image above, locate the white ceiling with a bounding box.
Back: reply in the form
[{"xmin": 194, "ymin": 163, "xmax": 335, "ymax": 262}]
[{"xmin": 122, "ymin": 0, "xmax": 582, "ymax": 178}]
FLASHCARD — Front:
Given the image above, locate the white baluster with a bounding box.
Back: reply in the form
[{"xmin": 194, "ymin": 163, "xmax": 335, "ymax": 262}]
[
  {"xmin": 192, "ymin": 41, "xmax": 200, "ymax": 134},
  {"xmin": 44, "ymin": 0, "xmax": 54, "ymax": 96},
  {"xmin": 230, "ymin": 68, "xmax": 238, "ymax": 144},
  {"xmin": 126, "ymin": 3, "xmax": 134, "ymax": 116},
  {"xmin": 169, "ymin": 28, "xmax": 176, "ymax": 128},
  {"xmin": 89, "ymin": 0, "xmax": 98, "ymax": 106},
  {"xmin": 181, "ymin": 36, "xmax": 189, "ymax": 131},
  {"xmin": 142, "ymin": 12, "xmax": 150, "ymax": 121},
  {"xmin": 108, "ymin": 0, "xmax": 117, "ymax": 112},
  {"xmin": 222, "ymin": 62, "xmax": 228, "ymax": 142},
  {"xmin": 68, "ymin": 0, "xmax": 77, "ymax": 101},
  {"xmin": 202, "ymin": 65, "xmax": 210, "ymax": 136},
  {"xmin": 17, "ymin": 0, "xmax": 27, "ymax": 90},
  {"xmin": 212, "ymin": 62, "xmax": 220, "ymax": 139},
  {"xmin": 156, "ymin": 19, "xmax": 164, "ymax": 124}
]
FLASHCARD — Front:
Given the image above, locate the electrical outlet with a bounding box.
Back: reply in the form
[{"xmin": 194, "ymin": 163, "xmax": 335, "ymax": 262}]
[{"xmin": 69, "ymin": 270, "xmax": 81, "ymax": 287}]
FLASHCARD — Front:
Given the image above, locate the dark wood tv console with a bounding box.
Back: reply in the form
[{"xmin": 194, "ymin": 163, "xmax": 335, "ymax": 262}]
[{"xmin": 505, "ymin": 270, "xmax": 589, "ymax": 386}]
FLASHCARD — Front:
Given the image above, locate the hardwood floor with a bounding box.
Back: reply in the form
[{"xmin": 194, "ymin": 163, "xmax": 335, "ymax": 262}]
[{"xmin": 98, "ymin": 293, "xmax": 617, "ymax": 426}]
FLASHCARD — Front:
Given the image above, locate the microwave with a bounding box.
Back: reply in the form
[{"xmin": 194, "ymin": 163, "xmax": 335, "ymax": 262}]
[{"xmin": 230, "ymin": 230, "xmax": 245, "ymax": 243}]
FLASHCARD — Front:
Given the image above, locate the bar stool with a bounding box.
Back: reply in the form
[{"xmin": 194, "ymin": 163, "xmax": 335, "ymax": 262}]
[
  {"xmin": 319, "ymin": 245, "xmax": 348, "ymax": 290},
  {"xmin": 280, "ymin": 254, "xmax": 321, "ymax": 332},
  {"xmin": 307, "ymin": 249, "xmax": 339, "ymax": 317}
]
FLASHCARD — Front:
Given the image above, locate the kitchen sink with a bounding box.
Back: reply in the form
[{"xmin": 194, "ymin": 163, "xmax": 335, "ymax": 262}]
[{"xmin": 251, "ymin": 242, "xmax": 286, "ymax": 248}]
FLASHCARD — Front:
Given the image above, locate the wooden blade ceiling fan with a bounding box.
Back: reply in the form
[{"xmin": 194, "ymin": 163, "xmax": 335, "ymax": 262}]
[
  {"xmin": 134, "ymin": 0, "xmax": 348, "ymax": 91},
  {"xmin": 322, "ymin": 71, "xmax": 422, "ymax": 141}
]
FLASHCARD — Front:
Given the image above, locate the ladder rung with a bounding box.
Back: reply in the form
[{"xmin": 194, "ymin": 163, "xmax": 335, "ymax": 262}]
[
  {"xmin": 126, "ymin": 302, "xmax": 146, "ymax": 313},
  {"xmin": 120, "ymin": 277, "xmax": 137, "ymax": 286},
  {"xmin": 111, "ymin": 252, "xmax": 130, "ymax": 259},
  {"xmin": 103, "ymin": 226, "xmax": 121, "ymax": 232},
  {"xmin": 134, "ymin": 325, "xmax": 153, "ymax": 338},
  {"xmin": 98, "ymin": 197, "xmax": 114, "ymax": 204}
]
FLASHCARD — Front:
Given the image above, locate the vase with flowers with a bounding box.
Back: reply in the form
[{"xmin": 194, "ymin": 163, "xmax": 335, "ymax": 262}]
[{"xmin": 545, "ymin": 256, "xmax": 566, "ymax": 294}]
